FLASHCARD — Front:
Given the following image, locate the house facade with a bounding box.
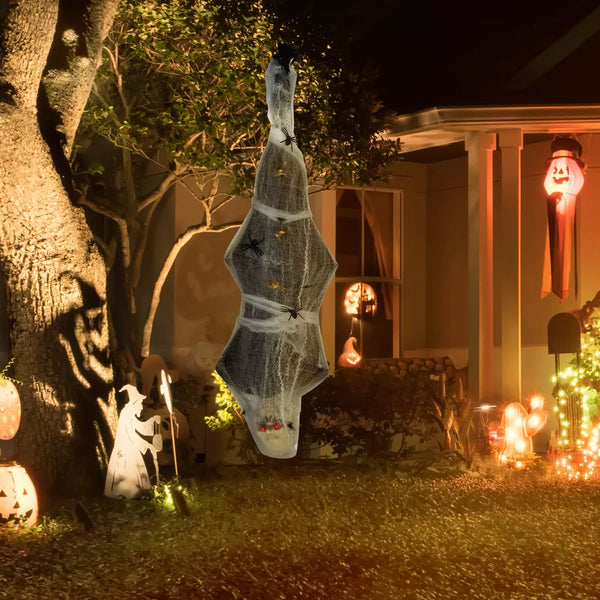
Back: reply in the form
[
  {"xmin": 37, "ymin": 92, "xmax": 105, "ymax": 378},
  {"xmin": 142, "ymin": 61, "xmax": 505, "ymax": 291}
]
[{"xmin": 168, "ymin": 107, "xmax": 600, "ymax": 417}]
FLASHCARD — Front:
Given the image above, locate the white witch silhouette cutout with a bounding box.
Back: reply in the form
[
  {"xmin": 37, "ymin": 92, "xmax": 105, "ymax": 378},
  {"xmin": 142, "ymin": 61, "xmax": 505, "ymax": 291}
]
[{"xmin": 104, "ymin": 385, "xmax": 162, "ymax": 499}]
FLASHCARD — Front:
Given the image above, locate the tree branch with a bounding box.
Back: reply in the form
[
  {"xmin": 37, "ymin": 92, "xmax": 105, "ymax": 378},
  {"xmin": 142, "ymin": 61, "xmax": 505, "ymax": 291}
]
[
  {"xmin": 79, "ymin": 196, "xmax": 131, "ymax": 269},
  {"xmin": 42, "ymin": 0, "xmax": 121, "ymax": 155},
  {"xmin": 0, "ymin": 0, "xmax": 58, "ymax": 110},
  {"xmin": 137, "ymin": 170, "xmax": 181, "ymax": 213},
  {"xmin": 140, "ymin": 220, "xmax": 242, "ymax": 357}
]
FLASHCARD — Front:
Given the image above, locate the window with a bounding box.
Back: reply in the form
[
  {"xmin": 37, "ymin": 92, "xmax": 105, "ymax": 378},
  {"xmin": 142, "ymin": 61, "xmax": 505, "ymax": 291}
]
[{"xmin": 335, "ymin": 188, "xmax": 402, "ymax": 360}]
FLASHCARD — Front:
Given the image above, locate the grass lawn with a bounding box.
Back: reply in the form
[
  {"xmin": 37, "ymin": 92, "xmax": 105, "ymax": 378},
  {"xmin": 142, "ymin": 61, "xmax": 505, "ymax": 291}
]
[{"xmin": 1, "ymin": 459, "xmax": 600, "ymax": 600}]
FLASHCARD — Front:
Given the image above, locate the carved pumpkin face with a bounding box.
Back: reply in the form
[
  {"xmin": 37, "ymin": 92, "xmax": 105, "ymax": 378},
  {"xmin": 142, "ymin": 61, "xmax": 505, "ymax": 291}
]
[
  {"xmin": 337, "ymin": 336, "xmax": 362, "ymax": 368},
  {"xmin": 0, "ymin": 380, "xmax": 21, "ymax": 440},
  {"xmin": 0, "ymin": 464, "xmax": 38, "ymax": 529},
  {"xmin": 544, "ymin": 155, "xmax": 585, "ymax": 197}
]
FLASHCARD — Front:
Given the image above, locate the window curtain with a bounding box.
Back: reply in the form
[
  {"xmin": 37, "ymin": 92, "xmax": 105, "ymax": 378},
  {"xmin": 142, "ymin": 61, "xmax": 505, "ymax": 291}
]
[{"xmin": 363, "ymin": 192, "xmax": 394, "ymax": 320}]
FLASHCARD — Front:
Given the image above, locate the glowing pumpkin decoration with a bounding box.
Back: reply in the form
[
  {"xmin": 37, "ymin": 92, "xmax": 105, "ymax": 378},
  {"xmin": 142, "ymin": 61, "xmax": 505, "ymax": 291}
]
[
  {"xmin": 337, "ymin": 336, "xmax": 362, "ymax": 368},
  {"xmin": 0, "ymin": 380, "xmax": 20, "ymax": 440},
  {"xmin": 542, "ymin": 136, "xmax": 585, "ymax": 301},
  {"xmin": 543, "ymin": 150, "xmax": 584, "ymax": 198},
  {"xmin": 344, "ymin": 283, "xmax": 377, "ymax": 319},
  {"xmin": 0, "ymin": 464, "xmax": 38, "ymax": 528}
]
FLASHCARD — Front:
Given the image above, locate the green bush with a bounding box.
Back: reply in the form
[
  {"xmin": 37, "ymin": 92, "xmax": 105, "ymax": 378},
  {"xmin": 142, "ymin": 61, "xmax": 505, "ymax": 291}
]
[
  {"xmin": 203, "ymin": 368, "xmax": 471, "ymax": 463},
  {"xmin": 300, "ymin": 369, "xmax": 470, "ymax": 461}
]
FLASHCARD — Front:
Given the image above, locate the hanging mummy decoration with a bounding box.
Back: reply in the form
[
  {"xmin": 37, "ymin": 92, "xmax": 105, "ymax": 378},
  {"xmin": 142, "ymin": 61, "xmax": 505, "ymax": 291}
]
[{"xmin": 216, "ymin": 45, "xmax": 337, "ymax": 459}]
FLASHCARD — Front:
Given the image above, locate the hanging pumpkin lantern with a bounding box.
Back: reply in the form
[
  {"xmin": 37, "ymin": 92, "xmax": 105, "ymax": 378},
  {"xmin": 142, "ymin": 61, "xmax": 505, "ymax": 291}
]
[
  {"xmin": 0, "ymin": 464, "xmax": 38, "ymax": 528},
  {"xmin": 0, "ymin": 379, "xmax": 20, "ymax": 440},
  {"xmin": 344, "ymin": 283, "xmax": 377, "ymax": 319},
  {"xmin": 542, "ymin": 136, "xmax": 585, "ymax": 302},
  {"xmin": 337, "ymin": 336, "xmax": 362, "ymax": 368}
]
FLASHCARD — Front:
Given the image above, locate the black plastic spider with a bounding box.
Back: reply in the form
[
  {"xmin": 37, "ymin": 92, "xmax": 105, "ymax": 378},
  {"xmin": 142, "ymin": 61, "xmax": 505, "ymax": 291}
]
[
  {"xmin": 280, "ymin": 305, "xmax": 304, "ymax": 320},
  {"xmin": 280, "ymin": 127, "xmax": 297, "ymax": 151},
  {"xmin": 239, "ymin": 234, "xmax": 264, "ymax": 257}
]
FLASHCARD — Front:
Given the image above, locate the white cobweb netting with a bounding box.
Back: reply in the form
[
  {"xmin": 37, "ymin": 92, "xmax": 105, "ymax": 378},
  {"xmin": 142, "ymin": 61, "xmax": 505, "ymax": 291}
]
[{"xmin": 216, "ymin": 57, "xmax": 337, "ymax": 458}]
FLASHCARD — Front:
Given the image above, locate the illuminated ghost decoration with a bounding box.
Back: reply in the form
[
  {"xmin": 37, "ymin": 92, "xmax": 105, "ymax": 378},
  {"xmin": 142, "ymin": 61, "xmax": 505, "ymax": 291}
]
[
  {"xmin": 216, "ymin": 45, "xmax": 337, "ymax": 458},
  {"xmin": 501, "ymin": 396, "xmax": 547, "ymax": 465},
  {"xmin": 105, "ymin": 385, "xmax": 162, "ymax": 499},
  {"xmin": 542, "ymin": 137, "xmax": 585, "ymax": 301},
  {"xmin": 501, "ymin": 402, "xmax": 531, "ymax": 463}
]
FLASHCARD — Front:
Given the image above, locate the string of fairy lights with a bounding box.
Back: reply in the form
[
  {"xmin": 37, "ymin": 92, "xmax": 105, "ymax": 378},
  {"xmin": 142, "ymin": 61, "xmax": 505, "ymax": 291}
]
[{"xmin": 552, "ymin": 325, "xmax": 600, "ymax": 480}]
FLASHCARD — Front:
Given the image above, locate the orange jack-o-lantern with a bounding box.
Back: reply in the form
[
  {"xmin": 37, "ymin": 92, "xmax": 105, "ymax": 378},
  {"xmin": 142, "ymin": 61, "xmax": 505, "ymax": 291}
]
[
  {"xmin": 344, "ymin": 283, "xmax": 377, "ymax": 319},
  {"xmin": 0, "ymin": 464, "xmax": 38, "ymax": 529},
  {"xmin": 542, "ymin": 137, "xmax": 585, "ymax": 302},
  {"xmin": 0, "ymin": 380, "xmax": 21, "ymax": 440},
  {"xmin": 337, "ymin": 336, "xmax": 362, "ymax": 368},
  {"xmin": 543, "ymin": 138, "xmax": 585, "ymax": 198}
]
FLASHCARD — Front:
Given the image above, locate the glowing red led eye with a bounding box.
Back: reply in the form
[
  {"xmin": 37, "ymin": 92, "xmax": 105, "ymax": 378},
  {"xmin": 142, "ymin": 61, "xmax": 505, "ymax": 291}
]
[
  {"xmin": 259, "ymin": 426, "xmax": 267, "ymax": 432},
  {"xmin": 273, "ymin": 423, "xmax": 281, "ymax": 430}
]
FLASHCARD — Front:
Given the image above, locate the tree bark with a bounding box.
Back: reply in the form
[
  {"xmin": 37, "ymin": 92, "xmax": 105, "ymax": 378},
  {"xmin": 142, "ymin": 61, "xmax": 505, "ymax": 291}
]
[{"xmin": 0, "ymin": 0, "xmax": 119, "ymax": 499}]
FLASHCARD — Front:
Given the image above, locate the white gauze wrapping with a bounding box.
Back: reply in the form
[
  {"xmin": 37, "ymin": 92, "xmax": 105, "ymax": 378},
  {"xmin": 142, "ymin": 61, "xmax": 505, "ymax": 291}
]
[{"xmin": 216, "ymin": 58, "xmax": 337, "ymax": 458}]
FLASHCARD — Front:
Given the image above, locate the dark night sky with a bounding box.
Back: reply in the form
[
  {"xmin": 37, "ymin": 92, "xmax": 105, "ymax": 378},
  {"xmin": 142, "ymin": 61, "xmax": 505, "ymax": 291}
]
[{"xmin": 281, "ymin": 0, "xmax": 600, "ymax": 114}]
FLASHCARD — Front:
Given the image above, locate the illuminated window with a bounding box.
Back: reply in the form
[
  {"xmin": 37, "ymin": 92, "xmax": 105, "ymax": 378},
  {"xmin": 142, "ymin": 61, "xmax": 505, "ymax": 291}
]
[{"xmin": 335, "ymin": 188, "xmax": 402, "ymax": 360}]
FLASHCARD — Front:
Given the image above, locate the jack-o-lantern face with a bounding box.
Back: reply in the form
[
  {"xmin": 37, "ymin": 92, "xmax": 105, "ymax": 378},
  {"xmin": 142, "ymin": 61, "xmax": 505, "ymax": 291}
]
[
  {"xmin": 0, "ymin": 380, "xmax": 21, "ymax": 440},
  {"xmin": 0, "ymin": 464, "xmax": 38, "ymax": 529},
  {"xmin": 544, "ymin": 155, "xmax": 585, "ymax": 197},
  {"xmin": 337, "ymin": 336, "xmax": 362, "ymax": 368}
]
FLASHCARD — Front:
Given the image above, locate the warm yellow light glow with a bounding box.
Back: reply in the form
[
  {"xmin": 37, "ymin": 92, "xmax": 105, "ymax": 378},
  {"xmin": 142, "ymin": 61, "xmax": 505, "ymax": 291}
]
[
  {"xmin": 555, "ymin": 425, "xmax": 600, "ymax": 481},
  {"xmin": 530, "ymin": 394, "xmax": 544, "ymax": 410},
  {"xmin": 337, "ymin": 336, "xmax": 362, "ymax": 368},
  {"xmin": 500, "ymin": 402, "xmax": 533, "ymax": 464},
  {"xmin": 0, "ymin": 464, "xmax": 38, "ymax": 529},
  {"xmin": 344, "ymin": 283, "xmax": 377, "ymax": 318},
  {"xmin": 0, "ymin": 380, "xmax": 21, "ymax": 441}
]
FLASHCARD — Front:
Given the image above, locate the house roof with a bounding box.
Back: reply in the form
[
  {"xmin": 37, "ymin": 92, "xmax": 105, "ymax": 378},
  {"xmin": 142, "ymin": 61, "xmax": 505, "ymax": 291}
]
[{"xmin": 385, "ymin": 105, "xmax": 600, "ymax": 157}]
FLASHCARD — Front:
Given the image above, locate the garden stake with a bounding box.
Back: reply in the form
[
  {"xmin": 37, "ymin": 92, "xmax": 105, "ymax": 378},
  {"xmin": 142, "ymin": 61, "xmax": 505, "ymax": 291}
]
[
  {"xmin": 159, "ymin": 369, "xmax": 179, "ymax": 477},
  {"xmin": 159, "ymin": 369, "xmax": 189, "ymax": 516}
]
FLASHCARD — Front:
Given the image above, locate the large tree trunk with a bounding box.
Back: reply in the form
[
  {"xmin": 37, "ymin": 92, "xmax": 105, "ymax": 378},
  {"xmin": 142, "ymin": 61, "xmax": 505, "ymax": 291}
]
[{"xmin": 0, "ymin": 0, "xmax": 120, "ymax": 499}]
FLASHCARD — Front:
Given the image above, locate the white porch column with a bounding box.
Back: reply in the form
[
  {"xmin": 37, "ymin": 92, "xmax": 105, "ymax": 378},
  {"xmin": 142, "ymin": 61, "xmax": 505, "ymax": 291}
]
[
  {"xmin": 465, "ymin": 132, "xmax": 496, "ymax": 404},
  {"xmin": 310, "ymin": 188, "xmax": 337, "ymax": 373},
  {"xmin": 498, "ymin": 129, "xmax": 523, "ymax": 403}
]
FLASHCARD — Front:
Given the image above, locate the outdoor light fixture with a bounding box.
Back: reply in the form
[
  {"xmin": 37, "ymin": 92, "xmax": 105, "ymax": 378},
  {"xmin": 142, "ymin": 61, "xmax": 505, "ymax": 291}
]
[
  {"xmin": 542, "ymin": 136, "xmax": 585, "ymax": 302},
  {"xmin": 344, "ymin": 282, "xmax": 377, "ymax": 319},
  {"xmin": 337, "ymin": 336, "xmax": 362, "ymax": 368}
]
